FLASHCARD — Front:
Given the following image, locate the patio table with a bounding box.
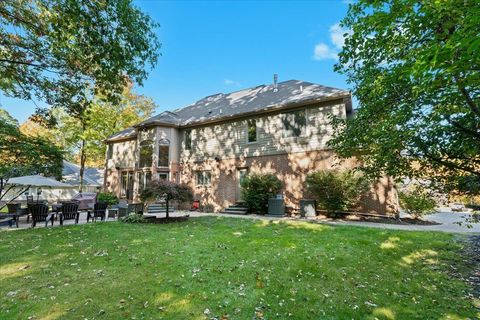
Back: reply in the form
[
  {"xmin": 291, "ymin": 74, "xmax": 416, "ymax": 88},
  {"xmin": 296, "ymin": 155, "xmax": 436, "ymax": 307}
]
[{"xmin": 0, "ymin": 213, "xmax": 19, "ymax": 228}]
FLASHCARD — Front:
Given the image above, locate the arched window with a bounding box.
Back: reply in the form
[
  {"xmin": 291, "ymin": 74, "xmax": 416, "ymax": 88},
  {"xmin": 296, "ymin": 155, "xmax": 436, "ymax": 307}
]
[
  {"xmin": 139, "ymin": 140, "xmax": 153, "ymax": 168},
  {"xmin": 158, "ymin": 139, "xmax": 170, "ymax": 167}
]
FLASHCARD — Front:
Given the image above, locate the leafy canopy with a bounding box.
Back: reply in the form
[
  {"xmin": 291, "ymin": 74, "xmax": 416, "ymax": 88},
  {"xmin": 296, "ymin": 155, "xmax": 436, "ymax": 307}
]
[
  {"xmin": 0, "ymin": 109, "xmax": 63, "ymax": 180},
  {"xmin": 0, "ymin": 0, "xmax": 160, "ymax": 110},
  {"xmin": 20, "ymin": 84, "xmax": 155, "ymax": 166},
  {"xmin": 328, "ymin": 0, "xmax": 480, "ymax": 193},
  {"xmin": 140, "ymin": 180, "xmax": 193, "ymax": 218}
]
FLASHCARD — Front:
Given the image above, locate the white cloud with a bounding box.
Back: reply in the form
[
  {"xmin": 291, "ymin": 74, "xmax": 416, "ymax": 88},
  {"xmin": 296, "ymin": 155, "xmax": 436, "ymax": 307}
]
[
  {"xmin": 312, "ymin": 22, "xmax": 350, "ymax": 61},
  {"xmin": 329, "ymin": 23, "xmax": 348, "ymax": 49},
  {"xmin": 224, "ymin": 79, "xmax": 241, "ymax": 87},
  {"xmin": 313, "ymin": 43, "xmax": 338, "ymax": 60}
]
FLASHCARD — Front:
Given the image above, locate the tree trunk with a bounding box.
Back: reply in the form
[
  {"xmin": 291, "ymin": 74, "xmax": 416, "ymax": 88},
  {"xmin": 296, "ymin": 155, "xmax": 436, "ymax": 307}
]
[
  {"xmin": 79, "ymin": 138, "xmax": 86, "ymax": 193},
  {"xmin": 166, "ymin": 198, "xmax": 169, "ymax": 219}
]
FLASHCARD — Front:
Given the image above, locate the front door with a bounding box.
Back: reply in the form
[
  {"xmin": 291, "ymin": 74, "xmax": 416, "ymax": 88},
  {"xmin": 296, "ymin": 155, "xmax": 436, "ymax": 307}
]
[{"xmin": 236, "ymin": 168, "xmax": 248, "ymax": 201}]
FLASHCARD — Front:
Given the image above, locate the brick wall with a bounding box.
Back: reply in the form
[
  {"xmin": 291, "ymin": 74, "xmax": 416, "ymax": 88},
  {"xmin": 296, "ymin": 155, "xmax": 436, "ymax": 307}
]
[{"xmin": 179, "ymin": 150, "xmax": 399, "ymax": 216}]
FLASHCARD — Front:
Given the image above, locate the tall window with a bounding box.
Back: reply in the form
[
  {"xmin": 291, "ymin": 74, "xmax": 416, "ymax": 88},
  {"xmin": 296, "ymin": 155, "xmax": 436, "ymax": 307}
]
[
  {"xmin": 247, "ymin": 119, "xmax": 257, "ymax": 143},
  {"xmin": 158, "ymin": 140, "xmax": 170, "ymax": 167},
  {"xmin": 139, "ymin": 140, "xmax": 153, "ymax": 168},
  {"xmin": 185, "ymin": 129, "xmax": 192, "ymax": 150},
  {"xmin": 196, "ymin": 171, "xmax": 211, "ymax": 186},
  {"xmin": 137, "ymin": 171, "xmax": 152, "ymax": 193},
  {"xmin": 283, "ymin": 109, "xmax": 307, "ymax": 138},
  {"xmin": 107, "ymin": 144, "xmax": 113, "ymax": 160}
]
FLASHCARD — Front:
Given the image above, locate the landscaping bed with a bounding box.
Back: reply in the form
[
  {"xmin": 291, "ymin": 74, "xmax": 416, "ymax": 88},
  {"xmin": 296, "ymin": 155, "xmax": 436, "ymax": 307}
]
[{"xmin": 0, "ymin": 216, "xmax": 477, "ymax": 319}]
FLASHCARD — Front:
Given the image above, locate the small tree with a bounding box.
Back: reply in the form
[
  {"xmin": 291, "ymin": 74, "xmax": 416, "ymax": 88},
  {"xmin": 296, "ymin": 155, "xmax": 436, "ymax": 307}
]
[
  {"xmin": 306, "ymin": 170, "xmax": 370, "ymax": 217},
  {"xmin": 140, "ymin": 180, "xmax": 193, "ymax": 218},
  {"xmin": 399, "ymin": 188, "xmax": 437, "ymax": 219},
  {"xmin": 241, "ymin": 173, "xmax": 282, "ymax": 214}
]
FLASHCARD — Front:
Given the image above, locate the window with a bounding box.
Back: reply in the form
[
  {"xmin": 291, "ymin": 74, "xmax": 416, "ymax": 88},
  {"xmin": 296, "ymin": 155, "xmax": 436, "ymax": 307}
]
[
  {"xmin": 158, "ymin": 172, "xmax": 169, "ymax": 181},
  {"xmin": 247, "ymin": 119, "xmax": 257, "ymax": 143},
  {"xmin": 158, "ymin": 144, "xmax": 169, "ymax": 167},
  {"xmin": 282, "ymin": 109, "xmax": 307, "ymax": 138},
  {"xmin": 137, "ymin": 171, "xmax": 152, "ymax": 193},
  {"xmin": 196, "ymin": 171, "xmax": 211, "ymax": 186},
  {"xmin": 185, "ymin": 129, "xmax": 192, "ymax": 150},
  {"xmin": 107, "ymin": 144, "xmax": 113, "ymax": 160},
  {"xmin": 139, "ymin": 140, "xmax": 153, "ymax": 168},
  {"xmin": 121, "ymin": 172, "xmax": 128, "ymax": 198}
]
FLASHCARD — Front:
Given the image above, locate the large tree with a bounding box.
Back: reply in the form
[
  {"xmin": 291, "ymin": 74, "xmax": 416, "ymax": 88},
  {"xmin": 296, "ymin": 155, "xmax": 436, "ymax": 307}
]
[
  {"xmin": 0, "ymin": 0, "xmax": 160, "ymax": 107},
  {"xmin": 0, "ymin": 109, "xmax": 63, "ymax": 200},
  {"xmin": 21, "ymin": 85, "xmax": 155, "ymax": 190},
  {"xmin": 328, "ymin": 0, "xmax": 480, "ymax": 193}
]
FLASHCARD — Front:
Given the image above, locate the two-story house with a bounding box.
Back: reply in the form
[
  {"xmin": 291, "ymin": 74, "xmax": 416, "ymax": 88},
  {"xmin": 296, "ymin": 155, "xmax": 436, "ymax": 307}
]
[{"xmin": 104, "ymin": 79, "xmax": 398, "ymax": 215}]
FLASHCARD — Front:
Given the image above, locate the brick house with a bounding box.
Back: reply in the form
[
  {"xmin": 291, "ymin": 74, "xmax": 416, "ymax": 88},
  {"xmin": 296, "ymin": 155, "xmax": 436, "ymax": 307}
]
[{"xmin": 104, "ymin": 79, "xmax": 398, "ymax": 215}]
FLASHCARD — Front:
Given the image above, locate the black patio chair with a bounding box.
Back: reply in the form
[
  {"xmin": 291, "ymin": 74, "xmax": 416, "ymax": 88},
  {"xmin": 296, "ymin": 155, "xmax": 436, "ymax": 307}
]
[
  {"xmin": 87, "ymin": 202, "xmax": 108, "ymax": 222},
  {"xmin": 117, "ymin": 203, "xmax": 136, "ymax": 219},
  {"xmin": 30, "ymin": 203, "xmax": 54, "ymax": 227},
  {"xmin": 59, "ymin": 202, "xmax": 80, "ymax": 225},
  {"xmin": 6, "ymin": 203, "xmax": 23, "ymax": 227},
  {"xmin": 26, "ymin": 195, "xmax": 34, "ymax": 203},
  {"xmin": 135, "ymin": 203, "xmax": 144, "ymax": 215}
]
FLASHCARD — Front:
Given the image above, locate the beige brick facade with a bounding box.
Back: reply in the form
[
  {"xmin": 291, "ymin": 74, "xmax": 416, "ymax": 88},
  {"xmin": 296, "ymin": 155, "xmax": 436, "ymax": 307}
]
[{"xmin": 179, "ymin": 150, "xmax": 398, "ymax": 216}]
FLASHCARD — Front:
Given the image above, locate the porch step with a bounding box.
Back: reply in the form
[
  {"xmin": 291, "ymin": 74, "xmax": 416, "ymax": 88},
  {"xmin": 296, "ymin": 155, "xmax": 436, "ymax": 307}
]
[
  {"xmin": 221, "ymin": 203, "xmax": 248, "ymax": 215},
  {"xmin": 146, "ymin": 203, "xmax": 175, "ymax": 214}
]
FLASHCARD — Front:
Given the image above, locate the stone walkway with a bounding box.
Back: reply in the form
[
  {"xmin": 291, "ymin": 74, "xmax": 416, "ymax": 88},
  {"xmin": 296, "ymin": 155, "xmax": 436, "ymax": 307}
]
[{"xmin": 2, "ymin": 209, "xmax": 479, "ymax": 234}]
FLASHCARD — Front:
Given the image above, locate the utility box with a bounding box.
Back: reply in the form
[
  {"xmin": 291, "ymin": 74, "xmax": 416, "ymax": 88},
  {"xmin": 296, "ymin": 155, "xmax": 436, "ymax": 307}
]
[
  {"xmin": 300, "ymin": 199, "xmax": 316, "ymax": 217},
  {"xmin": 267, "ymin": 198, "xmax": 285, "ymax": 217}
]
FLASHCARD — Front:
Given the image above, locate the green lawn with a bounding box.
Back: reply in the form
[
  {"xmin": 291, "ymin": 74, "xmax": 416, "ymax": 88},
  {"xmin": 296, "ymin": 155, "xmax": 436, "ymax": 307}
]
[{"xmin": 0, "ymin": 217, "xmax": 477, "ymax": 319}]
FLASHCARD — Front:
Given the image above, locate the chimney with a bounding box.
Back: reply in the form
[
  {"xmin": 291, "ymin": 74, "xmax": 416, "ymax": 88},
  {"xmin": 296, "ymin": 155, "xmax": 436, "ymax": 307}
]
[{"xmin": 273, "ymin": 74, "xmax": 278, "ymax": 92}]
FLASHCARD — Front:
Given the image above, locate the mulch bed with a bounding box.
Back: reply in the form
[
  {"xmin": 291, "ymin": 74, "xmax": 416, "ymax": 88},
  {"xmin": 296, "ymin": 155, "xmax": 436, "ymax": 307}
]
[
  {"xmin": 143, "ymin": 215, "xmax": 190, "ymax": 224},
  {"xmin": 299, "ymin": 213, "xmax": 440, "ymax": 225},
  {"xmin": 341, "ymin": 214, "xmax": 441, "ymax": 225}
]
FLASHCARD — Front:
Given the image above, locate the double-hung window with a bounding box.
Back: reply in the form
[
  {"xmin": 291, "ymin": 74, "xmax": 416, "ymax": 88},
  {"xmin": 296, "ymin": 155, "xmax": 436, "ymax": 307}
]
[
  {"xmin": 196, "ymin": 171, "xmax": 211, "ymax": 186},
  {"xmin": 282, "ymin": 109, "xmax": 307, "ymax": 138}
]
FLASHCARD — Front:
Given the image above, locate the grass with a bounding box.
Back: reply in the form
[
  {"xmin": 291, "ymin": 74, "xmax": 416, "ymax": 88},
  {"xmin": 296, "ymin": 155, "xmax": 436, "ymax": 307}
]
[{"xmin": 0, "ymin": 217, "xmax": 477, "ymax": 319}]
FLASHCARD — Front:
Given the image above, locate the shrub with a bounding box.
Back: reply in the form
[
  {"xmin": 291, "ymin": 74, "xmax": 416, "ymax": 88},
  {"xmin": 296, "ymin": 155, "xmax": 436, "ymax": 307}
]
[
  {"xmin": 97, "ymin": 192, "xmax": 119, "ymax": 206},
  {"xmin": 241, "ymin": 173, "xmax": 282, "ymax": 214},
  {"xmin": 306, "ymin": 170, "xmax": 370, "ymax": 217},
  {"xmin": 399, "ymin": 188, "xmax": 436, "ymax": 219},
  {"xmin": 120, "ymin": 213, "xmax": 147, "ymax": 223},
  {"xmin": 140, "ymin": 180, "xmax": 193, "ymax": 218}
]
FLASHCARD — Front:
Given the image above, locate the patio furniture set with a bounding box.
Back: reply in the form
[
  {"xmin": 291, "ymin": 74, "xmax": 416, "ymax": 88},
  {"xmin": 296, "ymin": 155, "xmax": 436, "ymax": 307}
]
[{"xmin": 1, "ymin": 195, "xmax": 146, "ymax": 228}]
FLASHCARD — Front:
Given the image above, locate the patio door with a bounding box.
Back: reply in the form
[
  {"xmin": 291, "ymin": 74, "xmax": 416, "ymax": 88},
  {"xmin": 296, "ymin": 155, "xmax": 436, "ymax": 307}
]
[
  {"xmin": 236, "ymin": 168, "xmax": 248, "ymax": 201},
  {"xmin": 121, "ymin": 171, "xmax": 134, "ymax": 201}
]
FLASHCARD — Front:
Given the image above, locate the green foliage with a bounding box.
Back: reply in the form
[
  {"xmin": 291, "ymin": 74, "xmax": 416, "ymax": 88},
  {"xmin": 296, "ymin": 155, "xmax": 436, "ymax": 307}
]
[
  {"xmin": 140, "ymin": 180, "xmax": 193, "ymax": 218},
  {"xmin": 120, "ymin": 213, "xmax": 147, "ymax": 224},
  {"xmin": 328, "ymin": 0, "xmax": 480, "ymax": 194},
  {"xmin": 0, "ymin": 1, "xmax": 160, "ymax": 109},
  {"xmin": 399, "ymin": 188, "xmax": 437, "ymax": 219},
  {"xmin": 0, "ymin": 109, "xmax": 63, "ymax": 181},
  {"xmin": 306, "ymin": 170, "xmax": 370, "ymax": 216},
  {"xmin": 241, "ymin": 173, "xmax": 282, "ymax": 214},
  {"xmin": 97, "ymin": 192, "xmax": 119, "ymax": 206}
]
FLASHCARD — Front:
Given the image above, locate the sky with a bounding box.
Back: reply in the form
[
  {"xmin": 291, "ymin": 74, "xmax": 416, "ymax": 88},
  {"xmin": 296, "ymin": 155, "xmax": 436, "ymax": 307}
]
[{"xmin": 1, "ymin": 0, "xmax": 352, "ymax": 123}]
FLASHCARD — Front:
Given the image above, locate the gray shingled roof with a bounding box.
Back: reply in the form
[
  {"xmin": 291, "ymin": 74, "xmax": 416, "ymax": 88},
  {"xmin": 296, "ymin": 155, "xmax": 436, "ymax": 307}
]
[
  {"xmin": 106, "ymin": 80, "xmax": 349, "ymax": 141},
  {"xmin": 62, "ymin": 161, "xmax": 103, "ymax": 186}
]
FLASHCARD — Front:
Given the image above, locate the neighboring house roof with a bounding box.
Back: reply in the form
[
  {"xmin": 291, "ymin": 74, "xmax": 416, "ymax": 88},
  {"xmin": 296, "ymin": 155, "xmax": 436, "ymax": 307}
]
[
  {"xmin": 106, "ymin": 79, "xmax": 350, "ymax": 142},
  {"xmin": 62, "ymin": 161, "xmax": 104, "ymax": 186}
]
